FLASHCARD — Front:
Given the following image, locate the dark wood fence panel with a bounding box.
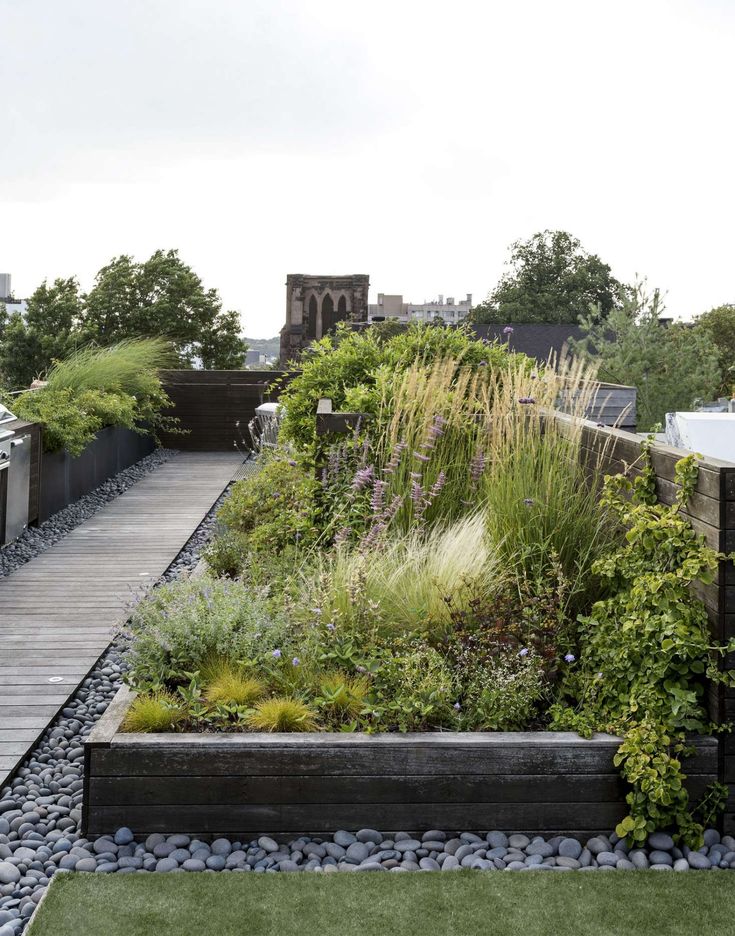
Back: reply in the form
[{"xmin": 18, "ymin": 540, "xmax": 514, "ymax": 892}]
[{"xmin": 159, "ymin": 371, "xmax": 287, "ymax": 451}]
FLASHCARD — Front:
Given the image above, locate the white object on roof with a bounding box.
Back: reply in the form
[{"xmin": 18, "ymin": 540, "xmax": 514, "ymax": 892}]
[{"xmin": 665, "ymin": 412, "xmax": 735, "ymax": 463}]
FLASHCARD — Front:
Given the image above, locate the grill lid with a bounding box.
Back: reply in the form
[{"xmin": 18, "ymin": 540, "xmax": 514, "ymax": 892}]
[{"xmin": 0, "ymin": 402, "xmax": 17, "ymax": 425}]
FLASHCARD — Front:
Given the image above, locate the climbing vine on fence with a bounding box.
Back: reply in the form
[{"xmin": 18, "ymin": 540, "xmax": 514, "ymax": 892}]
[{"xmin": 551, "ymin": 444, "xmax": 735, "ymax": 845}]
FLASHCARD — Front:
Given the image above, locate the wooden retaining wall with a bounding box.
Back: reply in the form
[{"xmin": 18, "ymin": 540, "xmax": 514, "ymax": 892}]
[
  {"xmin": 83, "ymin": 686, "xmax": 717, "ymax": 838},
  {"xmin": 159, "ymin": 370, "xmax": 287, "ymax": 451}
]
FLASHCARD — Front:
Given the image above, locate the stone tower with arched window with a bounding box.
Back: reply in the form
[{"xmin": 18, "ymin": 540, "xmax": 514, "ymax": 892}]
[{"xmin": 280, "ymin": 274, "xmax": 370, "ymax": 364}]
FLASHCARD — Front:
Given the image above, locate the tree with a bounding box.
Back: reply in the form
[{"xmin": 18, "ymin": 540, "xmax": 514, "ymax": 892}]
[
  {"xmin": 570, "ymin": 283, "xmax": 721, "ymax": 431},
  {"xmin": 472, "ymin": 230, "xmax": 625, "ymax": 325},
  {"xmin": 84, "ymin": 250, "xmax": 246, "ymax": 368},
  {"xmin": 0, "ymin": 278, "xmax": 82, "ymax": 389},
  {"xmin": 695, "ymin": 304, "xmax": 735, "ymax": 394}
]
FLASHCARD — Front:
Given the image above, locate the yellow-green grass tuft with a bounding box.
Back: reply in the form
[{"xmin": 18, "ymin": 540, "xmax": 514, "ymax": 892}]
[
  {"xmin": 121, "ymin": 692, "xmax": 185, "ymax": 733},
  {"xmin": 246, "ymin": 697, "xmax": 318, "ymax": 732}
]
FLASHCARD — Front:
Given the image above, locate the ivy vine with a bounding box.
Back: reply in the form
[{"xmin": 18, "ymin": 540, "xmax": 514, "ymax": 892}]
[{"xmin": 551, "ymin": 444, "xmax": 735, "ymax": 845}]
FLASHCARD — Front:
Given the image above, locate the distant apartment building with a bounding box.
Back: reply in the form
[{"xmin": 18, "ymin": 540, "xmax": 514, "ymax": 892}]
[
  {"xmin": 368, "ymin": 292, "xmax": 473, "ymax": 324},
  {"xmin": 0, "ymin": 273, "xmax": 27, "ymax": 316}
]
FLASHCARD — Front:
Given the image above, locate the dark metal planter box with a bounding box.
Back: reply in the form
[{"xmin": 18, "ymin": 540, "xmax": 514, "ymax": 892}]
[
  {"xmin": 83, "ymin": 687, "xmax": 718, "ymax": 839},
  {"xmin": 39, "ymin": 426, "xmax": 155, "ymax": 522}
]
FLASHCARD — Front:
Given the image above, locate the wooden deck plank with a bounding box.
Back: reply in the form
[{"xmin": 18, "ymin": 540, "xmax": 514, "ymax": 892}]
[{"xmin": 0, "ymin": 451, "xmax": 243, "ymax": 789}]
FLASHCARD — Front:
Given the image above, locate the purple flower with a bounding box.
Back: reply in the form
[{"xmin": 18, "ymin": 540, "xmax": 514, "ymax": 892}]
[
  {"xmin": 413, "ymin": 451, "xmax": 430, "ymax": 463},
  {"xmin": 292, "ymin": 657, "xmax": 300, "ymax": 666},
  {"xmin": 564, "ymin": 653, "xmax": 576, "ymax": 663},
  {"xmin": 518, "ymin": 647, "xmax": 529, "ymax": 657},
  {"xmin": 453, "ymin": 702, "xmax": 462, "ymax": 711},
  {"xmin": 326, "ymin": 623, "xmax": 336, "ymax": 632},
  {"xmin": 470, "ymin": 448, "xmax": 486, "ymax": 485},
  {"xmin": 530, "ymin": 370, "xmax": 538, "ymax": 380},
  {"xmin": 503, "ymin": 325, "xmax": 514, "ymax": 335},
  {"xmin": 356, "ymin": 665, "xmax": 367, "ymax": 673},
  {"xmin": 334, "ymin": 526, "xmax": 351, "ymax": 546},
  {"xmin": 351, "ymin": 465, "xmax": 374, "ymax": 492},
  {"xmin": 518, "ymin": 396, "xmax": 536, "ymax": 405},
  {"xmin": 311, "ymin": 607, "xmax": 322, "ymax": 615},
  {"xmin": 371, "ymin": 479, "xmax": 387, "ymax": 514},
  {"xmin": 478, "ymin": 360, "xmax": 488, "ymax": 366},
  {"xmin": 272, "ymin": 649, "xmax": 282, "ymax": 659},
  {"xmin": 429, "ymin": 471, "xmax": 447, "ymax": 499},
  {"xmin": 523, "ymin": 498, "xmax": 534, "ymax": 507},
  {"xmin": 288, "ymin": 459, "xmax": 297, "ymax": 467}
]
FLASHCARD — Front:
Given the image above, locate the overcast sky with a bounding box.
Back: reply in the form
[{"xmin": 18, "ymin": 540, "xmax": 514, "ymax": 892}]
[{"xmin": 2, "ymin": 0, "xmax": 734, "ymax": 337}]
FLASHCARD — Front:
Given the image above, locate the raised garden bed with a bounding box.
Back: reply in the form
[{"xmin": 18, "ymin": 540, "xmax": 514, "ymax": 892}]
[
  {"xmin": 39, "ymin": 425, "xmax": 155, "ymax": 521},
  {"xmin": 83, "ymin": 686, "xmax": 718, "ymax": 838}
]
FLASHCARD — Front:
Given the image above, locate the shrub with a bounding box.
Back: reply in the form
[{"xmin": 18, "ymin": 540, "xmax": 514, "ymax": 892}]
[
  {"xmin": 246, "ymin": 697, "xmax": 318, "ymax": 732},
  {"xmin": 460, "ymin": 650, "xmax": 546, "ymax": 730},
  {"xmin": 202, "ymin": 529, "xmax": 250, "ymax": 578},
  {"xmin": 371, "ymin": 640, "xmax": 457, "ymax": 731},
  {"xmin": 123, "ymin": 577, "xmax": 291, "ymax": 691},
  {"xmin": 43, "ymin": 337, "xmax": 175, "ymax": 395},
  {"xmin": 278, "ymin": 322, "xmax": 522, "ymax": 450},
  {"xmin": 216, "ymin": 454, "xmax": 317, "ymax": 554},
  {"xmin": 313, "ymin": 672, "xmax": 370, "ymax": 726},
  {"xmin": 122, "ymin": 692, "xmax": 186, "ymax": 732}
]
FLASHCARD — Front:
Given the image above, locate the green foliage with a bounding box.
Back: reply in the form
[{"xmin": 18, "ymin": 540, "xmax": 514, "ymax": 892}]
[
  {"xmin": 84, "ymin": 250, "xmax": 246, "ymax": 368},
  {"xmin": 278, "ymin": 322, "xmax": 516, "ymax": 450},
  {"xmin": 370, "ymin": 640, "xmax": 458, "ymax": 731},
  {"xmin": 122, "ymin": 692, "xmax": 186, "ymax": 732},
  {"xmin": 0, "ymin": 278, "xmax": 83, "ymax": 390},
  {"xmin": 246, "ymin": 697, "xmax": 318, "ymax": 732},
  {"xmin": 472, "ymin": 230, "xmax": 625, "ymax": 325},
  {"xmin": 7, "ymin": 339, "xmax": 178, "ymax": 454},
  {"xmin": 202, "ymin": 529, "xmax": 251, "ymax": 578},
  {"xmin": 572, "ymin": 283, "xmax": 721, "ymax": 431},
  {"xmin": 204, "ymin": 669, "xmax": 266, "ymax": 707},
  {"xmin": 695, "ymin": 304, "xmax": 735, "ymax": 395},
  {"xmin": 313, "ymin": 672, "xmax": 371, "ymax": 727},
  {"xmin": 123, "ymin": 577, "xmax": 291, "ymax": 691},
  {"xmin": 216, "ymin": 454, "xmax": 317, "ymax": 554},
  {"xmin": 550, "ymin": 453, "xmax": 735, "ymax": 844},
  {"xmin": 460, "ymin": 650, "xmax": 546, "ymax": 730}
]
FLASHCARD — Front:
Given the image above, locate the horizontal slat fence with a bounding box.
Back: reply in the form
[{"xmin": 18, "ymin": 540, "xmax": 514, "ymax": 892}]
[{"xmin": 159, "ymin": 370, "xmax": 287, "ymax": 451}]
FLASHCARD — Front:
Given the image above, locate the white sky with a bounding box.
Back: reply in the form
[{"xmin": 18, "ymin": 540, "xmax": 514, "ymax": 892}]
[{"xmin": 2, "ymin": 0, "xmax": 734, "ymax": 337}]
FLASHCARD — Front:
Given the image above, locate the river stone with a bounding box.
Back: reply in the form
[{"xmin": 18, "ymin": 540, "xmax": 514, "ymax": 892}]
[
  {"xmin": 687, "ymin": 852, "xmax": 712, "ymax": 870},
  {"xmin": 356, "ymin": 830, "xmax": 382, "ymax": 845},
  {"xmin": 629, "ymin": 850, "xmax": 649, "ymax": 870},
  {"xmin": 334, "ymin": 831, "xmax": 356, "ymax": 848},
  {"xmin": 526, "ymin": 841, "xmax": 554, "ymax": 858},
  {"xmin": 649, "ymin": 850, "xmax": 673, "ymax": 867},
  {"xmin": 597, "ymin": 852, "xmax": 618, "ymax": 867},
  {"xmin": 558, "ymin": 838, "xmax": 582, "ymax": 860},
  {"xmin": 419, "ymin": 857, "xmax": 441, "ymax": 871},
  {"xmin": 0, "ymin": 863, "xmax": 20, "ymax": 885},
  {"xmin": 441, "ymin": 856, "xmax": 460, "ymax": 871},
  {"xmin": 345, "ymin": 843, "xmax": 370, "ymax": 863},
  {"xmin": 555, "ymin": 857, "xmax": 581, "ymax": 869},
  {"xmin": 586, "ymin": 837, "xmax": 611, "ymax": 855},
  {"xmin": 206, "ymin": 856, "xmax": 226, "ymax": 871},
  {"xmin": 648, "ymin": 833, "xmax": 675, "ymax": 852},
  {"xmin": 508, "ymin": 835, "xmax": 530, "ymax": 850},
  {"xmin": 395, "ymin": 840, "xmax": 422, "ymax": 853},
  {"xmin": 422, "ymin": 831, "xmax": 446, "ymax": 843},
  {"xmin": 75, "ymin": 858, "xmax": 97, "ymax": 873},
  {"xmin": 674, "ymin": 859, "xmax": 690, "ymax": 872},
  {"xmin": 113, "ymin": 827, "xmax": 134, "ymax": 846}
]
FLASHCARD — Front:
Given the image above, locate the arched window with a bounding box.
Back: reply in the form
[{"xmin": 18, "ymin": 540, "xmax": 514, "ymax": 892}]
[
  {"xmin": 322, "ymin": 293, "xmax": 334, "ymax": 334},
  {"xmin": 307, "ymin": 295, "xmax": 318, "ymax": 337},
  {"xmin": 337, "ymin": 294, "xmax": 347, "ymax": 323}
]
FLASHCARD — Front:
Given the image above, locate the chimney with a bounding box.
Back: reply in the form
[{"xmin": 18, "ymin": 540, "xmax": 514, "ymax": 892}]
[{"xmin": 466, "ymin": 293, "xmax": 472, "ymax": 304}]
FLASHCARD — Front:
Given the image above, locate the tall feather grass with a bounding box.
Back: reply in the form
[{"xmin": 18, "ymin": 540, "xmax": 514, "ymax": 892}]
[
  {"xmin": 44, "ymin": 338, "xmax": 175, "ymax": 395},
  {"xmin": 306, "ymin": 511, "xmax": 504, "ymax": 639},
  {"xmin": 481, "ymin": 355, "xmax": 615, "ymax": 611}
]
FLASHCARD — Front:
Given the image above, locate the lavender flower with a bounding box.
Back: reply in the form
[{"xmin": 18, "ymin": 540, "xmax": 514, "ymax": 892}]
[
  {"xmin": 311, "ymin": 607, "xmax": 322, "ymax": 615},
  {"xmin": 413, "ymin": 451, "xmax": 430, "ymax": 463},
  {"xmin": 351, "ymin": 465, "xmax": 374, "ymax": 492},
  {"xmin": 564, "ymin": 653, "xmax": 576, "ymax": 663},
  {"xmin": 288, "ymin": 459, "xmax": 297, "ymax": 467},
  {"xmin": 429, "ymin": 471, "xmax": 446, "ymax": 499},
  {"xmin": 518, "ymin": 396, "xmax": 536, "ymax": 405},
  {"xmin": 503, "ymin": 325, "xmax": 514, "ymax": 335},
  {"xmin": 518, "ymin": 647, "xmax": 529, "ymax": 657},
  {"xmin": 326, "ymin": 623, "xmax": 336, "ymax": 632},
  {"xmin": 356, "ymin": 665, "xmax": 367, "ymax": 673},
  {"xmin": 334, "ymin": 526, "xmax": 351, "ymax": 546},
  {"xmin": 530, "ymin": 371, "xmax": 538, "ymax": 380},
  {"xmin": 272, "ymin": 649, "xmax": 282, "ymax": 659},
  {"xmin": 292, "ymin": 657, "xmax": 300, "ymax": 667},
  {"xmin": 523, "ymin": 498, "xmax": 534, "ymax": 507},
  {"xmin": 371, "ymin": 479, "xmax": 387, "ymax": 514},
  {"xmin": 453, "ymin": 702, "xmax": 462, "ymax": 711},
  {"xmin": 470, "ymin": 448, "xmax": 486, "ymax": 485}
]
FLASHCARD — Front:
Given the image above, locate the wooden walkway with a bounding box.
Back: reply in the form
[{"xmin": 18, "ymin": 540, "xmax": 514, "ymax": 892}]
[{"xmin": 0, "ymin": 451, "xmax": 244, "ymax": 788}]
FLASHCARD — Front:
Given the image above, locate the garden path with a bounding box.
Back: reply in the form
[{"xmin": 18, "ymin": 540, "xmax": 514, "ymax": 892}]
[{"xmin": 0, "ymin": 451, "xmax": 244, "ymax": 788}]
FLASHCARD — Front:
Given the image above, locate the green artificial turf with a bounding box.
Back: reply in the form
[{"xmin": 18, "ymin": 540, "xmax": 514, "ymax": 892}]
[{"xmin": 27, "ymin": 870, "xmax": 735, "ymax": 936}]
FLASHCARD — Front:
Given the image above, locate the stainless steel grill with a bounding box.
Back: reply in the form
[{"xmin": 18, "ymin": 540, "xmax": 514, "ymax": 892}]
[{"xmin": 0, "ymin": 402, "xmax": 31, "ymax": 544}]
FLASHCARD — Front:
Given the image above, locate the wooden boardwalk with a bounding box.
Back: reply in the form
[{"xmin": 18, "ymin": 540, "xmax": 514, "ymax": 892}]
[{"xmin": 0, "ymin": 451, "xmax": 244, "ymax": 789}]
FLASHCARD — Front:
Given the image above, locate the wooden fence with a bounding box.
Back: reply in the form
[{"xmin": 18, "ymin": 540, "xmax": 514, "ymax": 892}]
[{"xmin": 159, "ymin": 370, "xmax": 287, "ymax": 451}]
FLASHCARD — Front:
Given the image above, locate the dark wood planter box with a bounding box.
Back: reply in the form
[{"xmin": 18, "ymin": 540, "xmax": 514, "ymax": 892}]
[
  {"xmin": 39, "ymin": 426, "xmax": 155, "ymax": 522},
  {"xmin": 83, "ymin": 687, "xmax": 718, "ymax": 838}
]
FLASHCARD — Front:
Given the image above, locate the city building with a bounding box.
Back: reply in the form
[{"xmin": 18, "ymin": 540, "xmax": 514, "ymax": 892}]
[
  {"xmin": 280, "ymin": 273, "xmax": 370, "ymax": 363},
  {"xmin": 368, "ymin": 292, "xmax": 473, "ymax": 324},
  {"xmin": 0, "ymin": 273, "xmax": 27, "ymax": 316}
]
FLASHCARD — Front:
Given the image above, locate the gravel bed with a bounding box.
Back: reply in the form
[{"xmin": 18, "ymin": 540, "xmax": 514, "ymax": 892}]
[
  {"xmin": 0, "ymin": 447, "xmax": 173, "ymax": 580},
  {"xmin": 0, "ymin": 462, "xmax": 731, "ymax": 935}
]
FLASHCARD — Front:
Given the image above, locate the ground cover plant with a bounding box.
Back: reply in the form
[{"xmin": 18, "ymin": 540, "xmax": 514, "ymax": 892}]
[
  {"xmin": 5, "ymin": 338, "xmax": 178, "ymax": 454},
  {"xmin": 27, "ymin": 870, "xmax": 735, "ymax": 936},
  {"xmin": 120, "ymin": 323, "xmax": 734, "ymax": 844}
]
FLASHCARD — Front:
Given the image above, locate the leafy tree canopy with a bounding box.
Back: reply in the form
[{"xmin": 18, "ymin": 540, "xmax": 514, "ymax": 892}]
[
  {"xmin": 473, "ymin": 230, "xmax": 625, "ymax": 325},
  {"xmin": 570, "ymin": 283, "xmax": 721, "ymax": 431},
  {"xmin": 0, "ymin": 251, "xmax": 246, "ymax": 389},
  {"xmin": 695, "ymin": 304, "xmax": 735, "ymax": 395}
]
